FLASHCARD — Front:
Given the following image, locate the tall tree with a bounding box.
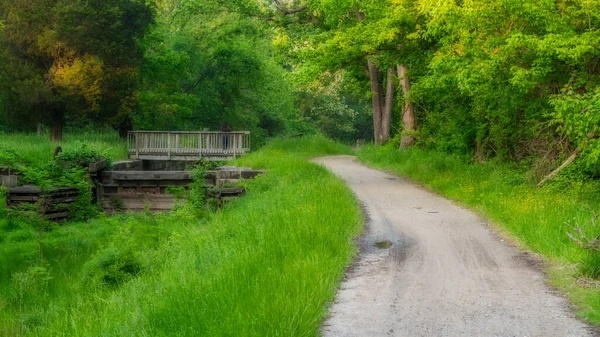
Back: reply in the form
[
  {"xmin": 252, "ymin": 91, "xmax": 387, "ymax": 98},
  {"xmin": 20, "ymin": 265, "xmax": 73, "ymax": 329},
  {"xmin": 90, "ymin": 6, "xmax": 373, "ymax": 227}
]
[
  {"xmin": 134, "ymin": 0, "xmax": 302, "ymax": 146},
  {"xmin": 398, "ymin": 64, "xmax": 415, "ymax": 149},
  {"xmin": 0, "ymin": 0, "xmax": 153, "ymax": 140},
  {"xmin": 368, "ymin": 60, "xmax": 394, "ymax": 145},
  {"xmin": 270, "ymin": 0, "xmax": 420, "ymax": 144}
]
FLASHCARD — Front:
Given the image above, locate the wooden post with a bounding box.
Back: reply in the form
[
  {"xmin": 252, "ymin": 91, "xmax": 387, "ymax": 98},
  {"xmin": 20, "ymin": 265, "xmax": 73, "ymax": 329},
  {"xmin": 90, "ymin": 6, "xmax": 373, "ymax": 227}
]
[
  {"xmin": 198, "ymin": 134, "xmax": 202, "ymax": 158},
  {"xmin": 135, "ymin": 133, "xmax": 140, "ymax": 159},
  {"xmin": 233, "ymin": 134, "xmax": 237, "ymax": 159},
  {"xmin": 145, "ymin": 133, "xmax": 149, "ymax": 155},
  {"xmin": 167, "ymin": 133, "xmax": 171, "ymax": 160}
]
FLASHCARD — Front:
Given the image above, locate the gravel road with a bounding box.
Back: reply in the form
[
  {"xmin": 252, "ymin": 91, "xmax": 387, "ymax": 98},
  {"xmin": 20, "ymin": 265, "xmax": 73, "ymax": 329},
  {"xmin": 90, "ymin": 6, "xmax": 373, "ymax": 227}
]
[{"xmin": 314, "ymin": 156, "xmax": 596, "ymax": 337}]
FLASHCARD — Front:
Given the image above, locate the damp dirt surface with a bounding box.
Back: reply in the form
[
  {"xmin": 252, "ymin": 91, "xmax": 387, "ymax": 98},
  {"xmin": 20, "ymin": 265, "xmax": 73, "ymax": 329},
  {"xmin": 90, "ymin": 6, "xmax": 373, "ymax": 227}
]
[{"xmin": 313, "ymin": 155, "xmax": 597, "ymax": 337}]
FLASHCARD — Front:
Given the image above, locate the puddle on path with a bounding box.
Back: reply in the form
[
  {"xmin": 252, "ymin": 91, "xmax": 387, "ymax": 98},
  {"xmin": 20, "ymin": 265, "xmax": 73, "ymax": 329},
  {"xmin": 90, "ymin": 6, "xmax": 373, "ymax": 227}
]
[{"xmin": 374, "ymin": 240, "xmax": 393, "ymax": 249}]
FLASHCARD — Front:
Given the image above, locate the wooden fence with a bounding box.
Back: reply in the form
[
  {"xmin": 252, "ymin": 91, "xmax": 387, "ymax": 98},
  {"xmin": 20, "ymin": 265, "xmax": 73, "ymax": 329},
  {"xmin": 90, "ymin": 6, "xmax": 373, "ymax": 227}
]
[{"xmin": 127, "ymin": 131, "xmax": 251, "ymax": 160}]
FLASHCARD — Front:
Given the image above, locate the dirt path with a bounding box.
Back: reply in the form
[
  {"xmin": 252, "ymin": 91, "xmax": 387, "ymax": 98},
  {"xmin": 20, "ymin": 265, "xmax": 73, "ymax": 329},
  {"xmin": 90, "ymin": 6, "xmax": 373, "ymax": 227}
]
[{"xmin": 314, "ymin": 156, "xmax": 596, "ymax": 337}]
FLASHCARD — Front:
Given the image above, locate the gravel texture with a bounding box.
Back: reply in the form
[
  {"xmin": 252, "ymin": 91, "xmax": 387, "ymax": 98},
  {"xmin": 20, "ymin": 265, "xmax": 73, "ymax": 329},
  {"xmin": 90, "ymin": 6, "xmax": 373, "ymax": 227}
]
[{"xmin": 314, "ymin": 155, "xmax": 596, "ymax": 337}]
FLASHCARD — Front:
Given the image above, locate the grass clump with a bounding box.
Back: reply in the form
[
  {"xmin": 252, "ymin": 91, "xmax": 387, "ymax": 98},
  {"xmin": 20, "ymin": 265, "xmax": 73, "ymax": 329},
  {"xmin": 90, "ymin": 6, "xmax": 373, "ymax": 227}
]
[
  {"xmin": 264, "ymin": 134, "xmax": 353, "ymax": 160},
  {"xmin": 0, "ymin": 131, "xmax": 127, "ymax": 166},
  {"xmin": 0, "ymin": 135, "xmax": 362, "ymax": 336},
  {"xmin": 357, "ymin": 144, "xmax": 600, "ymax": 323}
]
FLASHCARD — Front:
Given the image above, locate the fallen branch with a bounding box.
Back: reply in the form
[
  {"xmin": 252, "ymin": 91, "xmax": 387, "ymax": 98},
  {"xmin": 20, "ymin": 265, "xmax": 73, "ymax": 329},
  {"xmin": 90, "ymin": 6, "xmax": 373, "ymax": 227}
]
[
  {"xmin": 564, "ymin": 216, "xmax": 600, "ymax": 253},
  {"xmin": 537, "ymin": 132, "xmax": 597, "ymax": 188},
  {"xmin": 537, "ymin": 149, "xmax": 580, "ymax": 188},
  {"xmin": 272, "ymin": 0, "xmax": 307, "ymax": 15}
]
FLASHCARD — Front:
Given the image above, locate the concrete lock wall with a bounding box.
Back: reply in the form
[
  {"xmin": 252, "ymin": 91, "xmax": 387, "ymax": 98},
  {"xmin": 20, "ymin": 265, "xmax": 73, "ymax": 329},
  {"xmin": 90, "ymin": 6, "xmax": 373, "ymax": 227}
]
[{"xmin": 98, "ymin": 162, "xmax": 263, "ymax": 213}]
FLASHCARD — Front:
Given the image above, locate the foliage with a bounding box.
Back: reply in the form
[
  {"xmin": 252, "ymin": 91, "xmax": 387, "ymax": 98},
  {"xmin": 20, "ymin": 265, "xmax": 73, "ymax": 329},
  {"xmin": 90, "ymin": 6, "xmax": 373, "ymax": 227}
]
[
  {"xmin": 188, "ymin": 163, "xmax": 208, "ymax": 210},
  {"xmin": 0, "ymin": 136, "xmax": 361, "ymax": 336},
  {"xmin": 0, "ymin": 134, "xmax": 122, "ymax": 222},
  {"xmin": 56, "ymin": 142, "xmax": 106, "ymax": 168},
  {"xmin": 0, "ymin": 0, "xmax": 154, "ymax": 136},
  {"xmin": 82, "ymin": 236, "xmax": 142, "ymax": 288},
  {"xmin": 0, "ymin": 131, "xmax": 127, "ymax": 166},
  {"xmin": 0, "ymin": 144, "xmax": 22, "ymax": 170},
  {"xmin": 133, "ymin": 0, "xmax": 306, "ymax": 147},
  {"xmin": 268, "ymin": 0, "xmax": 600, "ymax": 182}
]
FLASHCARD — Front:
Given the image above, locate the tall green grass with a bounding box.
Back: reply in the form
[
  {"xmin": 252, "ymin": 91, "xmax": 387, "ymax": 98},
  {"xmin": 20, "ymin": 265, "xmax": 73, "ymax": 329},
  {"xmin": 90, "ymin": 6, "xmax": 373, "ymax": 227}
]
[
  {"xmin": 0, "ymin": 131, "xmax": 128, "ymax": 165},
  {"xmin": 263, "ymin": 135, "xmax": 353, "ymax": 159},
  {"xmin": 0, "ymin": 135, "xmax": 361, "ymax": 336},
  {"xmin": 357, "ymin": 144, "xmax": 600, "ymax": 323}
]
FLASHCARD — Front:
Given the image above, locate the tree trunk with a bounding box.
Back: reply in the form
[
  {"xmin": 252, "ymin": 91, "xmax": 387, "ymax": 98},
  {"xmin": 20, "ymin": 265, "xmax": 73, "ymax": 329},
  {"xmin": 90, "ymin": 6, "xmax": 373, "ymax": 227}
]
[
  {"xmin": 117, "ymin": 118, "xmax": 133, "ymax": 139},
  {"xmin": 382, "ymin": 67, "xmax": 394, "ymax": 142},
  {"xmin": 368, "ymin": 59, "xmax": 384, "ymax": 145},
  {"xmin": 398, "ymin": 64, "xmax": 415, "ymax": 149},
  {"xmin": 49, "ymin": 106, "xmax": 64, "ymax": 142}
]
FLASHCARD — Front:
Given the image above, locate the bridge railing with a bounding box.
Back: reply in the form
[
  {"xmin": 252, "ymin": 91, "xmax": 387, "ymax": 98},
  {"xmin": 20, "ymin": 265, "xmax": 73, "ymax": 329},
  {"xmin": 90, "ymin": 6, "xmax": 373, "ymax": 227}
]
[{"xmin": 127, "ymin": 131, "xmax": 251, "ymax": 160}]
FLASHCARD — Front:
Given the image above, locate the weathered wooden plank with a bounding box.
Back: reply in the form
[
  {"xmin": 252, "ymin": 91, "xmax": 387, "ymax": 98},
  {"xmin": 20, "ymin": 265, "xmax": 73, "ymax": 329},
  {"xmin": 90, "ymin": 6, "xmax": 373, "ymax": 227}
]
[
  {"xmin": 131, "ymin": 154, "xmax": 245, "ymax": 161},
  {"xmin": 7, "ymin": 196, "xmax": 42, "ymax": 201},
  {"xmin": 111, "ymin": 171, "xmax": 192, "ymax": 181},
  {"xmin": 1, "ymin": 175, "xmax": 21, "ymax": 188},
  {"xmin": 6, "ymin": 185, "xmax": 79, "ymax": 221},
  {"xmin": 88, "ymin": 159, "xmax": 108, "ymax": 173},
  {"xmin": 7, "ymin": 185, "xmax": 78, "ymax": 195},
  {"xmin": 44, "ymin": 212, "xmax": 69, "ymax": 220}
]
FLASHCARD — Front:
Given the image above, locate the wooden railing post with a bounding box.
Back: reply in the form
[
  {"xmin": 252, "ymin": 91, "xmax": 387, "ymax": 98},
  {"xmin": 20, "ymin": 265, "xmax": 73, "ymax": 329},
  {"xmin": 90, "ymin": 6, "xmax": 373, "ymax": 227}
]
[
  {"xmin": 167, "ymin": 133, "xmax": 171, "ymax": 159},
  {"xmin": 233, "ymin": 133, "xmax": 237, "ymax": 159},
  {"xmin": 135, "ymin": 133, "xmax": 140, "ymax": 159},
  {"xmin": 198, "ymin": 134, "xmax": 202, "ymax": 158}
]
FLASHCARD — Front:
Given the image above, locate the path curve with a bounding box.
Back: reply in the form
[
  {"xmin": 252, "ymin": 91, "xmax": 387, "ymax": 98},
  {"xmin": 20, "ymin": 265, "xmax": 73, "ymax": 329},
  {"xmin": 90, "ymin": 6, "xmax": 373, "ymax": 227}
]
[{"xmin": 314, "ymin": 155, "xmax": 596, "ymax": 337}]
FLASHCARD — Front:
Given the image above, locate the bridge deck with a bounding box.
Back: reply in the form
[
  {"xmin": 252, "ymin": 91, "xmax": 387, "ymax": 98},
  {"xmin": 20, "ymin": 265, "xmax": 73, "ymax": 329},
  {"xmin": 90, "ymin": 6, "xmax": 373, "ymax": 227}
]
[{"xmin": 128, "ymin": 131, "xmax": 250, "ymax": 161}]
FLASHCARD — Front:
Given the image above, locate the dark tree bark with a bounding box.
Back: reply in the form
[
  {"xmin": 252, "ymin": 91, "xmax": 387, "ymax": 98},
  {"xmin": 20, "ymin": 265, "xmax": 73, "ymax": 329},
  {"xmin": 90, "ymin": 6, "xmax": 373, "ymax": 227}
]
[
  {"xmin": 117, "ymin": 118, "xmax": 133, "ymax": 139},
  {"xmin": 397, "ymin": 64, "xmax": 415, "ymax": 149},
  {"xmin": 368, "ymin": 59, "xmax": 384, "ymax": 145},
  {"xmin": 382, "ymin": 67, "xmax": 394, "ymax": 142},
  {"xmin": 368, "ymin": 59, "xmax": 394, "ymax": 145},
  {"xmin": 49, "ymin": 105, "xmax": 64, "ymax": 142}
]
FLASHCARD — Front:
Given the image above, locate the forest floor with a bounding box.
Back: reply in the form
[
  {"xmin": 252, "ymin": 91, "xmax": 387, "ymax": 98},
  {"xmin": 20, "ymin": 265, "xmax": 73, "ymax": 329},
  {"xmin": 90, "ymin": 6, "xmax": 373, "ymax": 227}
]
[{"xmin": 315, "ymin": 155, "xmax": 597, "ymax": 337}]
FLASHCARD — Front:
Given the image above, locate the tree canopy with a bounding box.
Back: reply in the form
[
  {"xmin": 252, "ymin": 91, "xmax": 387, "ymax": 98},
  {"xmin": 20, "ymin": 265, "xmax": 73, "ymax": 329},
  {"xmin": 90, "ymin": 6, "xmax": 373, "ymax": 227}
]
[{"xmin": 1, "ymin": 0, "xmax": 600, "ymax": 176}]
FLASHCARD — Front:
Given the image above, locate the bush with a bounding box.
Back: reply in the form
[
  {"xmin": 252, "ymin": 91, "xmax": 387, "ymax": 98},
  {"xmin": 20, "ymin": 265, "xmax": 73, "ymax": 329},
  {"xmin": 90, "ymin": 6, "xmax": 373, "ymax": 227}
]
[
  {"xmin": 56, "ymin": 142, "xmax": 107, "ymax": 168},
  {"xmin": 82, "ymin": 246, "xmax": 141, "ymax": 288}
]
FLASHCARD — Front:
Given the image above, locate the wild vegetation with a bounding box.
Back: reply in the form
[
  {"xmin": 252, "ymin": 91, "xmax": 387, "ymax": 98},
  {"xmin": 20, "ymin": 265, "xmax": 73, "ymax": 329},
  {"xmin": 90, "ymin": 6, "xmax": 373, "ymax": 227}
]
[
  {"xmin": 357, "ymin": 144, "xmax": 600, "ymax": 323},
  {"xmin": 0, "ymin": 136, "xmax": 361, "ymax": 336},
  {"xmin": 2, "ymin": 0, "xmax": 600, "ymax": 333},
  {"xmin": 0, "ymin": 132, "xmax": 127, "ymax": 166}
]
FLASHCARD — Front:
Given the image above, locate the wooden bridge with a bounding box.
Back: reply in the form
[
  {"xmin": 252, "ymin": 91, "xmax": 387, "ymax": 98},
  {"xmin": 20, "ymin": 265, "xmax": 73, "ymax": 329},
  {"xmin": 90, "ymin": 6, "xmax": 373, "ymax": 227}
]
[{"xmin": 128, "ymin": 131, "xmax": 251, "ymax": 161}]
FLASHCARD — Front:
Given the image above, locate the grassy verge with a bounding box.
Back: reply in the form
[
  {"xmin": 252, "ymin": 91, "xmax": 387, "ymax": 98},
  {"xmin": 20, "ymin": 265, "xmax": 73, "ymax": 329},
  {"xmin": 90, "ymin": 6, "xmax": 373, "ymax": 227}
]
[
  {"xmin": 357, "ymin": 144, "xmax": 600, "ymax": 324},
  {"xmin": 0, "ymin": 135, "xmax": 361, "ymax": 336},
  {"xmin": 0, "ymin": 131, "xmax": 127, "ymax": 165}
]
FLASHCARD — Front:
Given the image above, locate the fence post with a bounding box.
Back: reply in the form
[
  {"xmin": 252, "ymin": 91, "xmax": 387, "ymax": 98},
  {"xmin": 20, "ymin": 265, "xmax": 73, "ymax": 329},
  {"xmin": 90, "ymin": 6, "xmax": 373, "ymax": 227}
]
[
  {"xmin": 233, "ymin": 134, "xmax": 237, "ymax": 159},
  {"xmin": 167, "ymin": 133, "xmax": 171, "ymax": 160},
  {"xmin": 135, "ymin": 133, "xmax": 139, "ymax": 159},
  {"xmin": 198, "ymin": 133, "xmax": 202, "ymax": 159}
]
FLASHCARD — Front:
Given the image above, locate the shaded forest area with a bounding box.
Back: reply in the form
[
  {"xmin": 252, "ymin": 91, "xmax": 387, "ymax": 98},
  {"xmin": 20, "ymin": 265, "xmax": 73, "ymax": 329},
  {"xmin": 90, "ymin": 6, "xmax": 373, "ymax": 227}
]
[{"xmin": 2, "ymin": 0, "xmax": 600, "ymax": 179}]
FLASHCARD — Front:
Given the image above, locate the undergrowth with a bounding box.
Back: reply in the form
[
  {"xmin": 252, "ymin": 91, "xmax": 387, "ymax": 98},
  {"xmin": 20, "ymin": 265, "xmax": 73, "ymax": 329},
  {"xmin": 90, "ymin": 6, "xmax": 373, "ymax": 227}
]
[
  {"xmin": 357, "ymin": 144, "xmax": 600, "ymax": 324},
  {"xmin": 0, "ymin": 131, "xmax": 127, "ymax": 166},
  {"xmin": 0, "ymin": 135, "xmax": 361, "ymax": 336}
]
